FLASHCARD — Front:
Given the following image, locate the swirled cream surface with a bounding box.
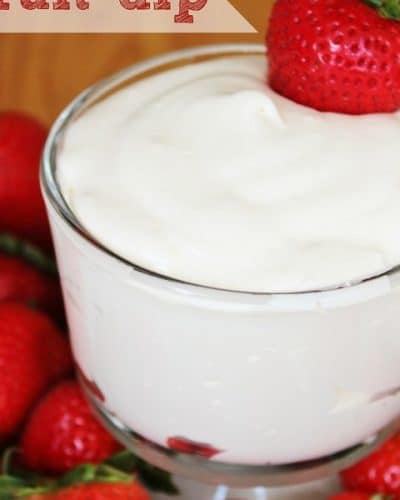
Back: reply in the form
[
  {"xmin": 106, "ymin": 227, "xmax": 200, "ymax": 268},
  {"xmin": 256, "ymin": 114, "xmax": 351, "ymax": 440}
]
[{"xmin": 58, "ymin": 55, "xmax": 400, "ymax": 293}]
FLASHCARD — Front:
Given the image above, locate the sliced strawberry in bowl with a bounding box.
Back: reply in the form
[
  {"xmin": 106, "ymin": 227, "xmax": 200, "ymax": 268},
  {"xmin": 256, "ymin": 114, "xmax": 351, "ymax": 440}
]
[{"xmin": 167, "ymin": 436, "xmax": 222, "ymax": 459}]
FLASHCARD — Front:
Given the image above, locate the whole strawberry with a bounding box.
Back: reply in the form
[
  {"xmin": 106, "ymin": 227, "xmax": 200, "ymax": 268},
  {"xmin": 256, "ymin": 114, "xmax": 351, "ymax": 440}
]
[
  {"xmin": 267, "ymin": 0, "xmax": 400, "ymax": 114},
  {"xmin": 35, "ymin": 482, "xmax": 150, "ymax": 500},
  {"xmin": 0, "ymin": 303, "xmax": 71, "ymax": 440},
  {"xmin": 0, "ymin": 254, "xmax": 63, "ymax": 320},
  {"xmin": 0, "ymin": 112, "xmax": 51, "ymax": 249},
  {"xmin": 21, "ymin": 380, "xmax": 122, "ymax": 475},
  {"xmin": 341, "ymin": 434, "xmax": 400, "ymax": 495}
]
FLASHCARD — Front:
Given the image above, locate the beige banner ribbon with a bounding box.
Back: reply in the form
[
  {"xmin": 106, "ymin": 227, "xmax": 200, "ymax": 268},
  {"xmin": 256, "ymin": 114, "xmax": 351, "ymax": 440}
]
[{"xmin": 0, "ymin": 0, "xmax": 256, "ymax": 32}]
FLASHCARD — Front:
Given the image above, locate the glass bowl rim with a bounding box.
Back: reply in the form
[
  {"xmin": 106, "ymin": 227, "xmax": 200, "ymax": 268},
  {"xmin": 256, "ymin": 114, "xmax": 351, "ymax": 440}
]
[{"xmin": 40, "ymin": 42, "xmax": 400, "ymax": 297}]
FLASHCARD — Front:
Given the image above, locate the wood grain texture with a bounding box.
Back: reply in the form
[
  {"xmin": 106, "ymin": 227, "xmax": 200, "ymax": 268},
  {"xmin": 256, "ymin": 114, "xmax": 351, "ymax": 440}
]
[{"xmin": 0, "ymin": 1, "xmax": 272, "ymax": 125}]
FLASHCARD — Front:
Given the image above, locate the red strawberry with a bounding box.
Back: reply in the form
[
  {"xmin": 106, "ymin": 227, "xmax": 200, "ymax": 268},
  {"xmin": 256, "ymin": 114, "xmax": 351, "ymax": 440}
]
[
  {"xmin": 341, "ymin": 434, "xmax": 400, "ymax": 495},
  {"xmin": 0, "ymin": 254, "xmax": 63, "ymax": 319},
  {"xmin": 26, "ymin": 483, "xmax": 149, "ymax": 500},
  {"xmin": 21, "ymin": 380, "xmax": 122, "ymax": 475},
  {"xmin": 167, "ymin": 436, "xmax": 222, "ymax": 458},
  {"xmin": 0, "ymin": 112, "xmax": 51, "ymax": 249},
  {"xmin": 267, "ymin": 0, "xmax": 400, "ymax": 114},
  {"xmin": 0, "ymin": 302, "xmax": 72, "ymax": 440},
  {"xmin": 329, "ymin": 493, "xmax": 391, "ymax": 500},
  {"xmin": 38, "ymin": 482, "xmax": 150, "ymax": 500}
]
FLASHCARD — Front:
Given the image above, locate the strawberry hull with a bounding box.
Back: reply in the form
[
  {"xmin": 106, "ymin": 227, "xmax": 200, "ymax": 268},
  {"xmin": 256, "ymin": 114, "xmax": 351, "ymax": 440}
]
[{"xmin": 41, "ymin": 45, "xmax": 400, "ymax": 471}]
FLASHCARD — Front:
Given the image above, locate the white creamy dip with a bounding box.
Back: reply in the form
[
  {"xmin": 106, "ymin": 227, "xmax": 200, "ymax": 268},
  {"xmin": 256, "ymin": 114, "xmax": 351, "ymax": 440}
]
[{"xmin": 58, "ymin": 55, "xmax": 400, "ymax": 292}]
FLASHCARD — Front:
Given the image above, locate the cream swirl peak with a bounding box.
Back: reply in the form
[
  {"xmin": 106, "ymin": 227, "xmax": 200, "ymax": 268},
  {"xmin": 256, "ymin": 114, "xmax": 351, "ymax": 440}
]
[{"xmin": 58, "ymin": 55, "xmax": 400, "ymax": 293}]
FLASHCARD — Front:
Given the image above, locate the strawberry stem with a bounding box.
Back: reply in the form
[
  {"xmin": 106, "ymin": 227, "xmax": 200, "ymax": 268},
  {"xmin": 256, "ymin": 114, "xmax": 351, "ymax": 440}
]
[
  {"xmin": 106, "ymin": 450, "xmax": 179, "ymax": 494},
  {"xmin": 58, "ymin": 463, "xmax": 132, "ymax": 488},
  {"xmin": 0, "ymin": 475, "xmax": 42, "ymax": 499},
  {"xmin": 14, "ymin": 486, "xmax": 51, "ymax": 497},
  {"xmin": 1, "ymin": 448, "xmax": 17, "ymax": 476},
  {"xmin": 0, "ymin": 449, "xmax": 179, "ymax": 497},
  {"xmin": 0, "ymin": 233, "xmax": 57, "ymax": 276},
  {"xmin": 364, "ymin": 0, "xmax": 400, "ymax": 20},
  {"xmin": 95, "ymin": 464, "xmax": 133, "ymax": 483}
]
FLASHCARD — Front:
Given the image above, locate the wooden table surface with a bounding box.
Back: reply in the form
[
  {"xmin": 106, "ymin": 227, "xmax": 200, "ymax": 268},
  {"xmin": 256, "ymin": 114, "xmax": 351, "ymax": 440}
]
[{"xmin": 0, "ymin": 1, "xmax": 271, "ymax": 126}]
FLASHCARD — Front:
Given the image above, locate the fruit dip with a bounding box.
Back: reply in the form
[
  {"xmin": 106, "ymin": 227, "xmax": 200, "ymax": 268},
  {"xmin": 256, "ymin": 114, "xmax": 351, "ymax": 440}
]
[
  {"xmin": 58, "ymin": 55, "xmax": 400, "ymax": 294},
  {"xmin": 46, "ymin": 45, "xmax": 400, "ymax": 466}
]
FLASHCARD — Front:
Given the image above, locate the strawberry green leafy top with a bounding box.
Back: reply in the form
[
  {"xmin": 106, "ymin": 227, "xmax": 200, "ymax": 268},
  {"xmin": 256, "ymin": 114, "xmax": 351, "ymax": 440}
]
[{"xmin": 365, "ymin": 0, "xmax": 400, "ymax": 19}]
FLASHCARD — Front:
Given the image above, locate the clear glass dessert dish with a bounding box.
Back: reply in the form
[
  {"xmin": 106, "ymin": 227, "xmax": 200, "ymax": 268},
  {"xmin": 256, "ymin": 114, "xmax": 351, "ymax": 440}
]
[{"xmin": 41, "ymin": 44, "xmax": 400, "ymax": 499}]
